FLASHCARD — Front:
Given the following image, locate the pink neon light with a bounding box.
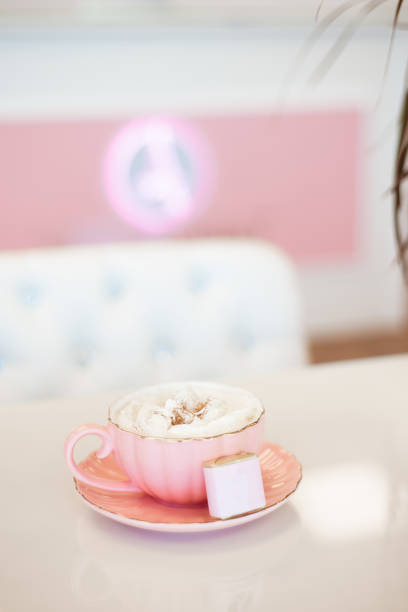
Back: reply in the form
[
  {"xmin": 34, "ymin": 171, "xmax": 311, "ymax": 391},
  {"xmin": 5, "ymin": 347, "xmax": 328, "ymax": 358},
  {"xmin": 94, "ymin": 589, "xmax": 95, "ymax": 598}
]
[{"xmin": 103, "ymin": 117, "xmax": 215, "ymax": 235}]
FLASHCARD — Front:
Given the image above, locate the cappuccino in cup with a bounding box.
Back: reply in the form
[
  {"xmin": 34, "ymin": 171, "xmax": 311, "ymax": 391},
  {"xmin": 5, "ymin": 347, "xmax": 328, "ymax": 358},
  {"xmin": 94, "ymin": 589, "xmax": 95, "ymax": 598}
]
[{"xmin": 66, "ymin": 381, "xmax": 265, "ymax": 504}]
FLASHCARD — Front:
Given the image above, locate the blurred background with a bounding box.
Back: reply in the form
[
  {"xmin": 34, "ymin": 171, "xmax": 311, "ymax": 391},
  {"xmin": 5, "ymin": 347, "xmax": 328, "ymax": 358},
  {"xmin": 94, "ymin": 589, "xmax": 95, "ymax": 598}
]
[{"xmin": 1, "ymin": 0, "xmax": 408, "ymax": 402}]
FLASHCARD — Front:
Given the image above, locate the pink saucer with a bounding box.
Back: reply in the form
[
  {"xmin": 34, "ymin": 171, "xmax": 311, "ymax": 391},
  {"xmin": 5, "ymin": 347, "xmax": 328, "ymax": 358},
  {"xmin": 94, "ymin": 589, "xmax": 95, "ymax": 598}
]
[{"xmin": 74, "ymin": 441, "xmax": 302, "ymax": 533}]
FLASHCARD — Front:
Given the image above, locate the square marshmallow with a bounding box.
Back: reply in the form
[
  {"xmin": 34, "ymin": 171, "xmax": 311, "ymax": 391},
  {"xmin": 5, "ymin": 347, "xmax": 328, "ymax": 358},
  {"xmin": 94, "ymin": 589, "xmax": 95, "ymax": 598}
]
[{"xmin": 203, "ymin": 452, "xmax": 266, "ymax": 519}]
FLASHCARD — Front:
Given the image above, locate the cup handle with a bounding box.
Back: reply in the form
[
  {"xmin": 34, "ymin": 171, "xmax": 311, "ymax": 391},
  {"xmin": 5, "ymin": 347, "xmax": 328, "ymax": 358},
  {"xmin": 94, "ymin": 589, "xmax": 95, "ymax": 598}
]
[{"xmin": 64, "ymin": 424, "xmax": 141, "ymax": 492}]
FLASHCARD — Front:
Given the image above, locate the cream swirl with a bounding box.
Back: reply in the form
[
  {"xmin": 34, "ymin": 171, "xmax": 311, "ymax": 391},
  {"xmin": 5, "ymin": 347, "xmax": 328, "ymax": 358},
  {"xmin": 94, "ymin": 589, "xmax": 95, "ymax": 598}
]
[{"xmin": 111, "ymin": 382, "xmax": 263, "ymax": 439}]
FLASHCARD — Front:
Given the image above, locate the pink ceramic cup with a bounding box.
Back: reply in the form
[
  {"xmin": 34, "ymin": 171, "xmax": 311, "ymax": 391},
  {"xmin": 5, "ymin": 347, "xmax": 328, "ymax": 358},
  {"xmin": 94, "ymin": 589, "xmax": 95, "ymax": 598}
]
[{"xmin": 64, "ymin": 382, "xmax": 265, "ymax": 505}]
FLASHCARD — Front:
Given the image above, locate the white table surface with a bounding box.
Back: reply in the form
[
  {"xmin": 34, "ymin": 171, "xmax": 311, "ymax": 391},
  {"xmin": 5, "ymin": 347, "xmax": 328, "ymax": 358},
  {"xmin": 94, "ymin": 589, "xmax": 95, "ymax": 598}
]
[{"xmin": 1, "ymin": 355, "xmax": 408, "ymax": 612}]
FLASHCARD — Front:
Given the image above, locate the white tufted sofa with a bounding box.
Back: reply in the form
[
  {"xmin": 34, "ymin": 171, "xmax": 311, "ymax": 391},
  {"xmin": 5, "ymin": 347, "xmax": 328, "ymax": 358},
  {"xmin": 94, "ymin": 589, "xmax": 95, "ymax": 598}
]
[{"xmin": 0, "ymin": 239, "xmax": 306, "ymax": 404}]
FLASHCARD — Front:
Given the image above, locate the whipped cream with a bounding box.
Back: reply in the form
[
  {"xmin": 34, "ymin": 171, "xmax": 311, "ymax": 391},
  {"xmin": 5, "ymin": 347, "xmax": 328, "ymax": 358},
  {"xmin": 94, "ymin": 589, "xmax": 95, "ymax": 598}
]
[{"xmin": 111, "ymin": 382, "xmax": 263, "ymax": 439}]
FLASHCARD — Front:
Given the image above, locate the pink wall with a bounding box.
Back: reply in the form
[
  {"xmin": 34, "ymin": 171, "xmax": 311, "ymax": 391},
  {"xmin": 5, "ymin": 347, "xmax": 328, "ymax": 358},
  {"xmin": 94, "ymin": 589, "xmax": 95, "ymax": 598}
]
[{"xmin": 0, "ymin": 111, "xmax": 361, "ymax": 261}]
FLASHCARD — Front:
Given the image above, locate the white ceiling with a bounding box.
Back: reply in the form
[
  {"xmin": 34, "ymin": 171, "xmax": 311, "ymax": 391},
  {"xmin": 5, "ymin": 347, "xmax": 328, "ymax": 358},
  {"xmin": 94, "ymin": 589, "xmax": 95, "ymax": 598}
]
[{"xmin": 0, "ymin": 0, "xmax": 407, "ymax": 28}]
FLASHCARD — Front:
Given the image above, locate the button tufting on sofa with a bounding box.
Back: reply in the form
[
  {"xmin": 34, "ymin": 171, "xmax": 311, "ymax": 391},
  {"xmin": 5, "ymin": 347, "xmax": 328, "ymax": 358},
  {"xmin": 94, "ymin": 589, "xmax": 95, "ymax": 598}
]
[
  {"xmin": 0, "ymin": 240, "xmax": 306, "ymax": 403},
  {"xmin": 104, "ymin": 276, "xmax": 127, "ymax": 300},
  {"xmin": 18, "ymin": 283, "xmax": 42, "ymax": 307},
  {"xmin": 186, "ymin": 267, "xmax": 210, "ymax": 295}
]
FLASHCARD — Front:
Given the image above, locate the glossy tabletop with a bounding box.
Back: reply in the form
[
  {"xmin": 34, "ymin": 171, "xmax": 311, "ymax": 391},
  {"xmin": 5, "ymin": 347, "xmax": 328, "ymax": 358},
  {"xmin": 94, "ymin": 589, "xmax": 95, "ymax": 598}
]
[{"xmin": 1, "ymin": 355, "xmax": 408, "ymax": 611}]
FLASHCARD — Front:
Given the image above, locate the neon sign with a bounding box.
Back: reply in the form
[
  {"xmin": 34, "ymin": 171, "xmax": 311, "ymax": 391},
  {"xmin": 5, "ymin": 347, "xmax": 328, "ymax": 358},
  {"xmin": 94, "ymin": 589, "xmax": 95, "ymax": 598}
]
[{"xmin": 103, "ymin": 117, "xmax": 214, "ymax": 234}]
